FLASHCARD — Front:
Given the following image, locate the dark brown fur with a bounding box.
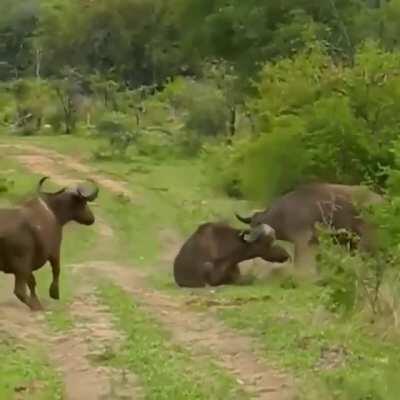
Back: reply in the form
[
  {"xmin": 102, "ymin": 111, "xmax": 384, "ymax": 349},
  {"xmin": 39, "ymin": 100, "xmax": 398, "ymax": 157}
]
[
  {"xmin": 236, "ymin": 183, "xmax": 383, "ymax": 268},
  {"xmin": 0, "ymin": 177, "xmax": 98, "ymax": 311},
  {"xmin": 173, "ymin": 222, "xmax": 290, "ymax": 288}
]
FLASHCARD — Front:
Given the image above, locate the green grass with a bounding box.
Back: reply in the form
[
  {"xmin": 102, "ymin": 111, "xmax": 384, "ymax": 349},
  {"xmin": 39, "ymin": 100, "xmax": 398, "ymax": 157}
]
[
  {"xmin": 0, "ymin": 333, "xmax": 63, "ymax": 400},
  {"xmin": 5, "ymin": 134, "xmax": 400, "ymax": 399},
  {"xmin": 97, "ymin": 282, "xmax": 249, "ymax": 400},
  {"xmin": 175, "ymin": 283, "xmax": 400, "ymax": 400}
]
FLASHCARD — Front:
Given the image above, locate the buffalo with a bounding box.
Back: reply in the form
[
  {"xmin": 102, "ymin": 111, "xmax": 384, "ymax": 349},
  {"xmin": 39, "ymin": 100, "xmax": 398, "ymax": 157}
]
[
  {"xmin": 236, "ymin": 183, "xmax": 383, "ymax": 271},
  {"xmin": 173, "ymin": 222, "xmax": 290, "ymax": 287},
  {"xmin": 0, "ymin": 177, "xmax": 99, "ymax": 311}
]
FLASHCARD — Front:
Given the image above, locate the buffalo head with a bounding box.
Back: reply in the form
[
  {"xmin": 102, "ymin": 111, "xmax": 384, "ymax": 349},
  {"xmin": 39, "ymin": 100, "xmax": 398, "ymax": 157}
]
[
  {"xmin": 37, "ymin": 177, "xmax": 99, "ymax": 225},
  {"xmin": 238, "ymin": 223, "xmax": 290, "ymax": 263}
]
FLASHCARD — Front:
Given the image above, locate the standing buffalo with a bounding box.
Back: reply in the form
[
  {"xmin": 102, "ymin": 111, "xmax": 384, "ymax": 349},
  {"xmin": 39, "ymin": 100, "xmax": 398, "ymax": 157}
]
[
  {"xmin": 0, "ymin": 177, "xmax": 99, "ymax": 310},
  {"xmin": 173, "ymin": 222, "xmax": 290, "ymax": 287},
  {"xmin": 236, "ymin": 183, "xmax": 383, "ymax": 270}
]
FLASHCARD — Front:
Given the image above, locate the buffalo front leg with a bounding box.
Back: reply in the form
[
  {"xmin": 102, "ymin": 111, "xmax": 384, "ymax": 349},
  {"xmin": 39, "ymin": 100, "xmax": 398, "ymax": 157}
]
[
  {"xmin": 14, "ymin": 272, "xmax": 36, "ymax": 310},
  {"xmin": 207, "ymin": 262, "xmax": 235, "ymax": 286},
  {"xmin": 27, "ymin": 274, "xmax": 43, "ymax": 311},
  {"xmin": 49, "ymin": 256, "xmax": 60, "ymax": 300},
  {"xmin": 226, "ymin": 264, "xmax": 255, "ymax": 285},
  {"xmin": 293, "ymin": 234, "xmax": 318, "ymax": 279},
  {"xmin": 220, "ymin": 264, "xmax": 241, "ymax": 285}
]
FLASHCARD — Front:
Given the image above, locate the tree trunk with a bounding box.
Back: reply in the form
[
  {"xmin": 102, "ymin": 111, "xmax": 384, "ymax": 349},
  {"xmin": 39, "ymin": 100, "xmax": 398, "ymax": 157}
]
[
  {"xmin": 35, "ymin": 48, "xmax": 41, "ymax": 79},
  {"xmin": 229, "ymin": 106, "xmax": 236, "ymax": 137}
]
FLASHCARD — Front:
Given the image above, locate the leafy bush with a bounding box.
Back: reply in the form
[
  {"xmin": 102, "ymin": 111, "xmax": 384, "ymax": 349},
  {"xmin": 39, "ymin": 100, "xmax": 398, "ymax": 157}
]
[
  {"xmin": 209, "ymin": 41, "xmax": 400, "ymax": 200},
  {"xmin": 135, "ymin": 128, "xmax": 177, "ymax": 160},
  {"xmin": 184, "ymin": 94, "xmax": 227, "ymax": 137},
  {"xmin": 162, "ymin": 77, "xmax": 229, "ymax": 150},
  {"xmin": 8, "ymin": 79, "xmax": 55, "ymax": 135},
  {"xmin": 0, "ymin": 176, "xmax": 14, "ymax": 193},
  {"xmin": 95, "ymin": 111, "xmax": 138, "ymax": 159},
  {"xmin": 0, "ymin": 84, "xmax": 15, "ymax": 127},
  {"xmin": 160, "ymin": 77, "xmax": 194, "ymax": 111},
  {"xmin": 316, "ymin": 195, "xmax": 400, "ymax": 318},
  {"xmin": 316, "ymin": 228, "xmax": 360, "ymax": 314},
  {"xmin": 201, "ymin": 141, "xmax": 245, "ymax": 198}
]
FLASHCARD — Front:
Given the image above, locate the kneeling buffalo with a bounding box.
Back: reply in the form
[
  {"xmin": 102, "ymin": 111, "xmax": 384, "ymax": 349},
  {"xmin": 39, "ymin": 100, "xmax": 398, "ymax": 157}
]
[{"xmin": 173, "ymin": 222, "xmax": 290, "ymax": 287}]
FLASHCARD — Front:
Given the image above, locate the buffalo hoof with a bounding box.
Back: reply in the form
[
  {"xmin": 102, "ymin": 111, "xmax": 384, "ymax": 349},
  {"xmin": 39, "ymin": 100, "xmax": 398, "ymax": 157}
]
[
  {"xmin": 30, "ymin": 299, "xmax": 44, "ymax": 312},
  {"xmin": 49, "ymin": 284, "xmax": 60, "ymax": 300}
]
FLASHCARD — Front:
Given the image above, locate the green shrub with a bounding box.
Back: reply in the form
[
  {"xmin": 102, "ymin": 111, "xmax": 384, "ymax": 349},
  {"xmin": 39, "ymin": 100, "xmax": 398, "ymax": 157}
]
[
  {"xmin": 95, "ymin": 111, "xmax": 138, "ymax": 159},
  {"xmin": 239, "ymin": 117, "xmax": 309, "ymax": 202},
  {"xmin": 0, "ymin": 176, "xmax": 14, "ymax": 193},
  {"xmin": 160, "ymin": 77, "xmax": 196, "ymax": 110},
  {"xmin": 210, "ymin": 41, "xmax": 400, "ymax": 200},
  {"xmin": 162, "ymin": 77, "xmax": 229, "ymax": 153},
  {"xmin": 135, "ymin": 128, "xmax": 177, "ymax": 160},
  {"xmin": 201, "ymin": 141, "xmax": 245, "ymax": 198},
  {"xmin": 315, "ymin": 225, "xmax": 360, "ymax": 314},
  {"xmin": 316, "ymin": 195, "xmax": 400, "ymax": 317},
  {"xmin": 184, "ymin": 93, "xmax": 227, "ymax": 137},
  {"xmin": 45, "ymin": 105, "xmax": 66, "ymax": 133},
  {"xmin": 9, "ymin": 79, "xmax": 53, "ymax": 135}
]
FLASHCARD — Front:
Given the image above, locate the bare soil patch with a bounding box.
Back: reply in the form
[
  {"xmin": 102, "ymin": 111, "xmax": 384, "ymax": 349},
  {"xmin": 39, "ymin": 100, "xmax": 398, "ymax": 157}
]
[
  {"xmin": 53, "ymin": 270, "xmax": 143, "ymax": 400},
  {"xmin": 0, "ymin": 273, "xmax": 142, "ymax": 400},
  {"xmin": 3, "ymin": 144, "xmax": 136, "ymax": 201}
]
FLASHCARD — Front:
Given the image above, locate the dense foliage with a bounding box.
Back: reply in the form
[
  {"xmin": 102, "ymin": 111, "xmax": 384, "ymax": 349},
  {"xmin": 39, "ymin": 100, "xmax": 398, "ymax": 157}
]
[
  {"xmin": 3, "ymin": 1, "xmax": 400, "ymax": 398},
  {"xmin": 1, "ymin": 0, "xmax": 400, "ymax": 187}
]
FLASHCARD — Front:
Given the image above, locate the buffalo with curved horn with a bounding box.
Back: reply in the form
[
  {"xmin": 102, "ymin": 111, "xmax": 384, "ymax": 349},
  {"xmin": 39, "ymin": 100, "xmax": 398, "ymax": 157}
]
[
  {"xmin": 235, "ymin": 183, "xmax": 383, "ymax": 272},
  {"xmin": 173, "ymin": 221, "xmax": 290, "ymax": 287},
  {"xmin": 0, "ymin": 176, "xmax": 99, "ymax": 310}
]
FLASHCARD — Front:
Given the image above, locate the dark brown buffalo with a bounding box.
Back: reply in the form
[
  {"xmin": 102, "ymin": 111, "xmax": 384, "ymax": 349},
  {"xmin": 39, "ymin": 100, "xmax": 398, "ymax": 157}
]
[
  {"xmin": 173, "ymin": 222, "xmax": 290, "ymax": 287},
  {"xmin": 0, "ymin": 177, "xmax": 99, "ymax": 310},
  {"xmin": 236, "ymin": 183, "xmax": 383, "ymax": 269}
]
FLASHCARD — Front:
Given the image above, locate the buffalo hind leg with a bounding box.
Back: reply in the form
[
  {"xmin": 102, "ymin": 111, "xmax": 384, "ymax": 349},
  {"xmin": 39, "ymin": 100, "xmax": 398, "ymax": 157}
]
[
  {"xmin": 27, "ymin": 274, "xmax": 43, "ymax": 311},
  {"xmin": 207, "ymin": 263, "xmax": 249, "ymax": 286},
  {"xmin": 49, "ymin": 255, "xmax": 60, "ymax": 300}
]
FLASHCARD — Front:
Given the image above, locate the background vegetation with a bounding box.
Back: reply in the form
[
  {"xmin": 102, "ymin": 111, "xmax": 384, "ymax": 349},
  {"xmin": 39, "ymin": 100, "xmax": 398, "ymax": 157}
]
[{"xmin": 3, "ymin": 1, "xmax": 400, "ymax": 399}]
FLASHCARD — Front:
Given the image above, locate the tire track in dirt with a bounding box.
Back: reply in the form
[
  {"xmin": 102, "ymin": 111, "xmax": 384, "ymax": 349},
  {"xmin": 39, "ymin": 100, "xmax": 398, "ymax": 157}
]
[
  {"xmin": 0, "ymin": 276, "xmax": 142, "ymax": 400},
  {"xmin": 5, "ymin": 142, "xmax": 297, "ymax": 400},
  {"xmin": 47, "ymin": 243, "xmax": 144, "ymax": 400},
  {"xmin": 82, "ymin": 261, "xmax": 295, "ymax": 400},
  {"xmin": 1, "ymin": 143, "xmax": 136, "ymax": 202},
  {"xmin": 53, "ymin": 273, "xmax": 144, "ymax": 400}
]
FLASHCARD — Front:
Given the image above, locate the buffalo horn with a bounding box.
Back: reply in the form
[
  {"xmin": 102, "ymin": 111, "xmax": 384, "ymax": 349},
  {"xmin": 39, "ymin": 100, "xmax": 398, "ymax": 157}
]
[
  {"xmin": 235, "ymin": 213, "xmax": 252, "ymax": 224},
  {"xmin": 243, "ymin": 224, "xmax": 275, "ymax": 243},
  {"xmin": 76, "ymin": 179, "xmax": 99, "ymax": 201},
  {"xmin": 37, "ymin": 176, "xmax": 66, "ymax": 195}
]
